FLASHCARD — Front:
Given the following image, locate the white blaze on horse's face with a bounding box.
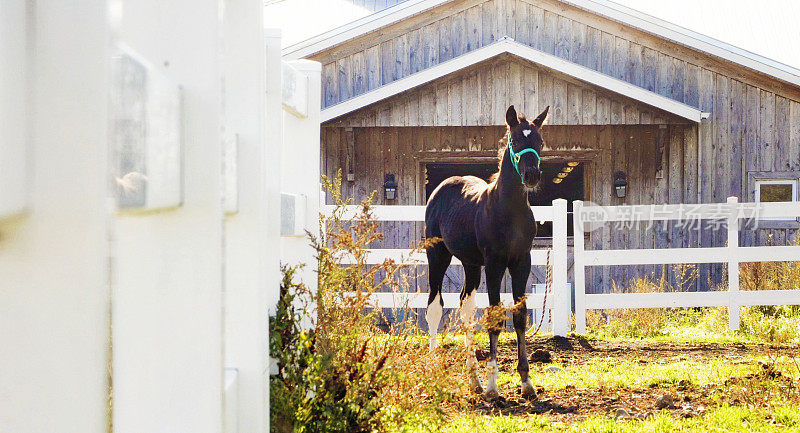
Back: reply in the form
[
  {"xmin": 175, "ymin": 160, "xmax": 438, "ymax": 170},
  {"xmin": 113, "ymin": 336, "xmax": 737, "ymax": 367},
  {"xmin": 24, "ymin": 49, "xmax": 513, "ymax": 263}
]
[{"xmin": 523, "ymin": 129, "xmax": 532, "ymax": 137}]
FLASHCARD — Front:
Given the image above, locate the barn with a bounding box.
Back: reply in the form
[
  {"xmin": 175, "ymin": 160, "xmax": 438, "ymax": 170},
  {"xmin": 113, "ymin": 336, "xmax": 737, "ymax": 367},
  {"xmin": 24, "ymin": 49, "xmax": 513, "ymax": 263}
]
[{"xmin": 280, "ymin": 0, "xmax": 800, "ymax": 298}]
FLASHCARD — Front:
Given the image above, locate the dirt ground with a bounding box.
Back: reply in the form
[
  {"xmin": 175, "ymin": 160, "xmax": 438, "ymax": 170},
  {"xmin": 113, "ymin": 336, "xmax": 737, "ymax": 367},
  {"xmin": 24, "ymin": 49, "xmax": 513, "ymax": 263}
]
[{"xmin": 466, "ymin": 336, "xmax": 800, "ymax": 423}]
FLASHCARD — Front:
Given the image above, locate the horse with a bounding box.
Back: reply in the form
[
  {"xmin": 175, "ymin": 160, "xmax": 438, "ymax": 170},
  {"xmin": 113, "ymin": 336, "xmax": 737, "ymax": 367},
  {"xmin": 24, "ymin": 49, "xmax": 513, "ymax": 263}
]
[{"xmin": 424, "ymin": 105, "xmax": 548, "ymax": 401}]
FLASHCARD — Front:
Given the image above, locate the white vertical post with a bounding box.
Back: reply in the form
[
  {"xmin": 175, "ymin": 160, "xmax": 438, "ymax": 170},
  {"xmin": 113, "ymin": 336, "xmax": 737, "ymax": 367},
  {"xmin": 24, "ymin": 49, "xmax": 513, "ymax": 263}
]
[
  {"xmin": 727, "ymin": 196, "xmax": 740, "ymax": 330},
  {"xmin": 573, "ymin": 200, "xmax": 587, "ymax": 334},
  {"xmin": 551, "ymin": 198, "xmax": 569, "ymax": 336},
  {"xmin": 113, "ymin": 1, "xmax": 224, "ymax": 432},
  {"xmin": 222, "ymin": 1, "xmax": 270, "ymax": 432},
  {"xmin": 264, "ymin": 27, "xmax": 283, "ymax": 427},
  {"xmin": 0, "ymin": 1, "xmax": 111, "ymax": 431}
]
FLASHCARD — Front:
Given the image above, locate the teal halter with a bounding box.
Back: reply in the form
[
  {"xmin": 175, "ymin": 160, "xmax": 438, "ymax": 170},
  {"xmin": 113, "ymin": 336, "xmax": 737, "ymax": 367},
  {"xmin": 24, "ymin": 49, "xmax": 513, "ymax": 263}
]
[{"xmin": 507, "ymin": 133, "xmax": 541, "ymax": 183}]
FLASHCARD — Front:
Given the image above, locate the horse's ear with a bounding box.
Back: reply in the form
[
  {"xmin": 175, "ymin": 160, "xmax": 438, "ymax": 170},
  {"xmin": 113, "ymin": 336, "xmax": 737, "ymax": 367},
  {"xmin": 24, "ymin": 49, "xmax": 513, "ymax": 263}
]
[
  {"xmin": 532, "ymin": 106, "xmax": 549, "ymax": 128},
  {"xmin": 505, "ymin": 105, "xmax": 519, "ymax": 128}
]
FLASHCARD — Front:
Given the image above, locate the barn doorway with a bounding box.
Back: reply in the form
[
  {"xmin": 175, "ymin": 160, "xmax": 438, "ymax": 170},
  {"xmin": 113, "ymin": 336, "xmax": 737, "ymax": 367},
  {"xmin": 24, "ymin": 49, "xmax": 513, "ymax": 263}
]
[{"xmin": 424, "ymin": 161, "xmax": 584, "ymax": 237}]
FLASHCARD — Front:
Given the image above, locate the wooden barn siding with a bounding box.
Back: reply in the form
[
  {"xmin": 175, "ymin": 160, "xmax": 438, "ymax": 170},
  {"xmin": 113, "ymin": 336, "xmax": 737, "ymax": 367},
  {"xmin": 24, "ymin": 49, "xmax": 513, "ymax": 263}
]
[
  {"xmin": 317, "ymin": 0, "xmax": 800, "ymax": 293},
  {"xmin": 324, "ymin": 56, "xmax": 686, "ymax": 127}
]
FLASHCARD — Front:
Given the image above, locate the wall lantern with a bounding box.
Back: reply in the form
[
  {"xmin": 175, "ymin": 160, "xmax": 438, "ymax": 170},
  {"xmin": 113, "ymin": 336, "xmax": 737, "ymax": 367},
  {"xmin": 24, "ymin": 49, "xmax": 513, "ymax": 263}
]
[
  {"xmin": 552, "ymin": 178, "xmax": 563, "ymax": 184},
  {"xmin": 384, "ymin": 174, "xmax": 398, "ymax": 201},
  {"xmin": 567, "ymin": 161, "xmax": 579, "ymax": 167},
  {"xmin": 613, "ymin": 171, "xmax": 628, "ymax": 198},
  {"xmin": 557, "ymin": 172, "xmax": 568, "ymax": 178},
  {"xmin": 563, "ymin": 166, "xmax": 573, "ymax": 173}
]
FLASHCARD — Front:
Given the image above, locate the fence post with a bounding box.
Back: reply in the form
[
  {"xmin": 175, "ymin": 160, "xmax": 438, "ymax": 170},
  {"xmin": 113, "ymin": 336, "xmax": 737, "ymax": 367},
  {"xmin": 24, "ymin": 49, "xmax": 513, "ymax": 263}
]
[
  {"xmin": 551, "ymin": 199, "xmax": 569, "ymax": 336},
  {"xmin": 573, "ymin": 200, "xmax": 587, "ymax": 334},
  {"xmin": 727, "ymin": 196, "xmax": 740, "ymax": 330}
]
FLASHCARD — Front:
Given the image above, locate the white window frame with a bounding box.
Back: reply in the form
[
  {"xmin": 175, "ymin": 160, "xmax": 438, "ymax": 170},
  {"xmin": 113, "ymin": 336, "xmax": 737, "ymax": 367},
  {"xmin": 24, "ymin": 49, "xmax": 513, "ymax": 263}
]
[{"xmin": 755, "ymin": 178, "xmax": 799, "ymax": 221}]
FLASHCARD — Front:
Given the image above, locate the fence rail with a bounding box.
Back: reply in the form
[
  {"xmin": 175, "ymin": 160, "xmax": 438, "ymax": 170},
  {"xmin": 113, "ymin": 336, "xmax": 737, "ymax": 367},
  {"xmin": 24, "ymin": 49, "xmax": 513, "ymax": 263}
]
[
  {"xmin": 573, "ymin": 197, "xmax": 800, "ymax": 333},
  {"xmin": 322, "ymin": 198, "xmax": 571, "ymax": 336}
]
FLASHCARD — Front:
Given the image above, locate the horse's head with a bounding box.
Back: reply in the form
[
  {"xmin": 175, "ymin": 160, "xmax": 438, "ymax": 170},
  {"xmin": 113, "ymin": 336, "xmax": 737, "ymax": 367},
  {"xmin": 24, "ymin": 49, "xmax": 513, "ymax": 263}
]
[{"xmin": 505, "ymin": 105, "xmax": 549, "ymax": 190}]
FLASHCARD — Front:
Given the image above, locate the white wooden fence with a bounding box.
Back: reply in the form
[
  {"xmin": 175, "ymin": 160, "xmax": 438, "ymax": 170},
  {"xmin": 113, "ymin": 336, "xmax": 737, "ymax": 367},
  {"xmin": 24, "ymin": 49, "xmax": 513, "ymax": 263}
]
[
  {"xmin": 322, "ymin": 198, "xmax": 572, "ymax": 336},
  {"xmin": 573, "ymin": 197, "xmax": 800, "ymax": 333}
]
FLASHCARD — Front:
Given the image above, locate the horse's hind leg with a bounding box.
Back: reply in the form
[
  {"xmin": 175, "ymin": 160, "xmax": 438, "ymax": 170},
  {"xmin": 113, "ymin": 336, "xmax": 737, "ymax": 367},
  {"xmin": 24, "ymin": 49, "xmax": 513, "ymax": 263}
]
[
  {"xmin": 426, "ymin": 242, "xmax": 451, "ymax": 350},
  {"xmin": 461, "ymin": 265, "xmax": 482, "ymax": 394},
  {"xmin": 509, "ymin": 254, "xmax": 536, "ymax": 399}
]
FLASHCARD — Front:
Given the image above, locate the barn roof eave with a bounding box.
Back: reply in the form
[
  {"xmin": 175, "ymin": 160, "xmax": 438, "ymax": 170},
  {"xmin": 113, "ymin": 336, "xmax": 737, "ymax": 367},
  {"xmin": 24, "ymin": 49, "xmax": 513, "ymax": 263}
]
[
  {"xmin": 281, "ymin": 0, "xmax": 800, "ymax": 90},
  {"xmin": 320, "ymin": 38, "xmax": 704, "ymax": 123}
]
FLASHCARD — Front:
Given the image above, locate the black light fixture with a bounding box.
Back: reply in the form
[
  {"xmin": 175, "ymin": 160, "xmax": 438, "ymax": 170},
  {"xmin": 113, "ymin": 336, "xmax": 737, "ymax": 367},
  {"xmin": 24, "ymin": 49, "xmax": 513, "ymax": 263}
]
[
  {"xmin": 613, "ymin": 171, "xmax": 628, "ymax": 198},
  {"xmin": 384, "ymin": 174, "xmax": 398, "ymax": 201}
]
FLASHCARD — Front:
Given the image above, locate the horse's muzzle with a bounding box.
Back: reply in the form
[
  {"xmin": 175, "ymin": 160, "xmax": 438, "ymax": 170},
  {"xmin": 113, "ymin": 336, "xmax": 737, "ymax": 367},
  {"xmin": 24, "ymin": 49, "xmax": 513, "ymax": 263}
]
[{"xmin": 523, "ymin": 170, "xmax": 540, "ymax": 189}]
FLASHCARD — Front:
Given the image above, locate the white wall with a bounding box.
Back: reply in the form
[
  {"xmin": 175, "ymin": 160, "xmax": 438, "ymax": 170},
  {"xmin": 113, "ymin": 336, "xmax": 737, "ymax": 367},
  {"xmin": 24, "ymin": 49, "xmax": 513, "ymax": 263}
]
[
  {"xmin": 280, "ymin": 60, "xmax": 322, "ymax": 308},
  {"xmin": 112, "ymin": 1, "xmax": 225, "ymax": 432},
  {"xmin": 0, "ymin": 0, "xmax": 29, "ymax": 218},
  {"xmin": 221, "ymin": 3, "xmax": 275, "ymax": 433},
  {"xmin": 0, "ymin": 1, "xmax": 111, "ymax": 432}
]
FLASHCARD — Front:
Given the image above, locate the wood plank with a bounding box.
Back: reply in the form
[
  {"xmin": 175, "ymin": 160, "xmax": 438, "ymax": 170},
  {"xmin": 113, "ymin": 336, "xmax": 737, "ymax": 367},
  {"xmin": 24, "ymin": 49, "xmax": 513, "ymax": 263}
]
[
  {"xmin": 627, "ymin": 42, "xmax": 643, "ymax": 87},
  {"xmin": 571, "ymin": 20, "xmax": 587, "ymax": 66},
  {"xmin": 394, "ymin": 34, "xmax": 409, "ymax": 81},
  {"xmin": 463, "ymin": 70, "xmax": 480, "ymax": 125},
  {"xmin": 586, "ymin": 26, "xmax": 601, "ymax": 71},
  {"xmin": 522, "ymin": 65, "xmax": 539, "ymax": 120},
  {"xmin": 567, "ymin": 84, "xmax": 581, "ymax": 124},
  {"xmin": 481, "ymin": 0, "xmax": 496, "ymax": 47},
  {"xmin": 538, "ymin": 71, "xmax": 554, "ymax": 125},
  {"xmin": 542, "ymin": 10, "xmax": 557, "ymax": 54},
  {"xmin": 438, "ymin": 13, "xmax": 452, "ymax": 62},
  {"xmin": 337, "ymin": 56, "xmax": 352, "ymax": 101},
  {"xmin": 450, "ymin": 10, "xmax": 465, "ymax": 58},
  {"xmin": 529, "ymin": 5, "xmax": 544, "ymax": 50},
  {"xmin": 380, "ymin": 40, "xmax": 394, "ymax": 85},
  {"xmin": 479, "ymin": 60, "xmax": 494, "ymax": 124},
  {"xmin": 421, "ymin": 22, "xmax": 439, "ymax": 70},
  {"xmin": 556, "ymin": 15, "xmax": 571, "ymax": 60},
  {"xmin": 435, "ymin": 81, "xmax": 449, "ymax": 125},
  {"xmin": 613, "ymin": 37, "xmax": 628, "ymax": 81},
  {"xmin": 790, "ymin": 101, "xmax": 800, "ymax": 171},
  {"xmin": 729, "ymin": 80, "xmax": 745, "ymax": 198},
  {"xmin": 351, "ymin": 51, "xmax": 366, "ymax": 96},
  {"xmin": 552, "ymin": 77, "xmax": 567, "ymax": 124},
  {"xmin": 759, "ymin": 90, "xmax": 775, "ymax": 172},
  {"xmin": 581, "ymin": 89, "xmax": 597, "ymax": 124},
  {"xmin": 775, "ymin": 96, "xmax": 791, "ymax": 171},
  {"xmin": 465, "ymin": 4, "xmax": 482, "ymax": 52},
  {"xmin": 322, "ymin": 62, "xmax": 338, "ymax": 108},
  {"xmin": 364, "ymin": 45, "xmax": 381, "ymax": 92}
]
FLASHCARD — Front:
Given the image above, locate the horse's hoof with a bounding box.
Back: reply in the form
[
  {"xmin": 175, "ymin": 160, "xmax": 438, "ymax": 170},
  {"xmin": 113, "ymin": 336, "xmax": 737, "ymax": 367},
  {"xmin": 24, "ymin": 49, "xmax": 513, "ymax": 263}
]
[
  {"xmin": 521, "ymin": 381, "xmax": 538, "ymax": 400},
  {"xmin": 473, "ymin": 384, "xmax": 484, "ymax": 394},
  {"xmin": 482, "ymin": 389, "xmax": 500, "ymax": 401}
]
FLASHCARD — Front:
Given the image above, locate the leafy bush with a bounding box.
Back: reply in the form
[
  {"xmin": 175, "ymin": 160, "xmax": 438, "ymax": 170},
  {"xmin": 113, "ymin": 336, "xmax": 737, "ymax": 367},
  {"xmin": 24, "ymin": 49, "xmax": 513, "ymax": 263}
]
[{"xmin": 270, "ymin": 173, "xmax": 469, "ymax": 433}]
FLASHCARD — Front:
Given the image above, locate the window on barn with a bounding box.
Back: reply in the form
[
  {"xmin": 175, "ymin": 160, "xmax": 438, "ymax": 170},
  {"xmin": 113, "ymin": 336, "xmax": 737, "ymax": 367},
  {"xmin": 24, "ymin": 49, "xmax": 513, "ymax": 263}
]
[
  {"xmin": 755, "ymin": 178, "xmax": 798, "ymax": 221},
  {"xmin": 424, "ymin": 161, "xmax": 584, "ymax": 237}
]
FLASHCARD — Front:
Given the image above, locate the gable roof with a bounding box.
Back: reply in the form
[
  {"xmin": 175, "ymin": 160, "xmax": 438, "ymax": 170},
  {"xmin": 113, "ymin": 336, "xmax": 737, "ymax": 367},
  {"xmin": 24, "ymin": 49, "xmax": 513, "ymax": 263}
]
[
  {"xmin": 321, "ymin": 37, "xmax": 705, "ymax": 123},
  {"xmin": 281, "ymin": 0, "xmax": 800, "ymax": 89}
]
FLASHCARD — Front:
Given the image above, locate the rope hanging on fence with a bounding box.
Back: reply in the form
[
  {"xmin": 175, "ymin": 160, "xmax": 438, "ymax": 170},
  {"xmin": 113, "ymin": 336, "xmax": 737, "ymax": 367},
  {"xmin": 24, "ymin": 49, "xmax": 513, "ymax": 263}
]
[{"xmin": 527, "ymin": 248, "xmax": 553, "ymax": 336}]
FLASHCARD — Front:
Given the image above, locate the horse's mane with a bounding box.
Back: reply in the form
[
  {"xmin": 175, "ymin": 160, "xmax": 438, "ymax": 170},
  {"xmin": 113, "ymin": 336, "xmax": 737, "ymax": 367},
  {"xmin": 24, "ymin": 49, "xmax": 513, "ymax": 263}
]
[{"xmin": 488, "ymin": 128, "xmax": 515, "ymax": 185}]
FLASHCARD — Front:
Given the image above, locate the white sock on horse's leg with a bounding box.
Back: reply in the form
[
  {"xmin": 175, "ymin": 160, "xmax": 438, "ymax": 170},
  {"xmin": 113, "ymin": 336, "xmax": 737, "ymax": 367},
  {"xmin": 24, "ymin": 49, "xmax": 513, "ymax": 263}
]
[
  {"xmin": 426, "ymin": 292, "xmax": 442, "ymax": 350},
  {"xmin": 485, "ymin": 360, "xmax": 499, "ymax": 398},
  {"xmin": 460, "ymin": 292, "xmax": 482, "ymax": 392}
]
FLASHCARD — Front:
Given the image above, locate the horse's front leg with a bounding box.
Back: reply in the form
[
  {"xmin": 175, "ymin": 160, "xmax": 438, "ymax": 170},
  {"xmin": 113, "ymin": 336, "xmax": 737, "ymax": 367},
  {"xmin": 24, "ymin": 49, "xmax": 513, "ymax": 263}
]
[
  {"xmin": 482, "ymin": 256, "xmax": 506, "ymax": 401},
  {"xmin": 509, "ymin": 254, "xmax": 536, "ymax": 399}
]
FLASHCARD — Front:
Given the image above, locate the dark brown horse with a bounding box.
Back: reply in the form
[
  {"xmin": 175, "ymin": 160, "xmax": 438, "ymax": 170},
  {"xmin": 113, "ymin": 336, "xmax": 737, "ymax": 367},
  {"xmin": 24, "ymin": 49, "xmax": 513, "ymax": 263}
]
[{"xmin": 424, "ymin": 105, "xmax": 548, "ymax": 400}]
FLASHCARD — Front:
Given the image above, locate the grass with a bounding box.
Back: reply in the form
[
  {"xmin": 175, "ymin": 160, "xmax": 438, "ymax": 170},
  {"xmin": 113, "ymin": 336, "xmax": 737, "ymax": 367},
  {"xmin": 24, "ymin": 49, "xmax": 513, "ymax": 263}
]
[
  {"xmin": 497, "ymin": 356, "xmax": 765, "ymax": 391},
  {"xmin": 394, "ymin": 405, "xmax": 800, "ymax": 432}
]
